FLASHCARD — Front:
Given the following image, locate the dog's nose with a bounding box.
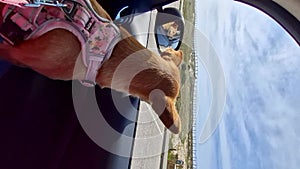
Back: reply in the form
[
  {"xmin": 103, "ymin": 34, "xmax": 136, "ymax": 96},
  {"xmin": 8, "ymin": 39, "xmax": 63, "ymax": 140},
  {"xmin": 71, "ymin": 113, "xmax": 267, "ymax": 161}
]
[{"xmin": 168, "ymin": 117, "xmax": 181, "ymax": 134}]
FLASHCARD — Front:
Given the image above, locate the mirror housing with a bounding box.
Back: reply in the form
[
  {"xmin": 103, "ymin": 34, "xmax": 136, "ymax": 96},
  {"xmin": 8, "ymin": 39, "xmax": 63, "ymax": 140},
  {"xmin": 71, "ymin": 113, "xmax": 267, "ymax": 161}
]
[{"xmin": 154, "ymin": 7, "xmax": 184, "ymax": 53}]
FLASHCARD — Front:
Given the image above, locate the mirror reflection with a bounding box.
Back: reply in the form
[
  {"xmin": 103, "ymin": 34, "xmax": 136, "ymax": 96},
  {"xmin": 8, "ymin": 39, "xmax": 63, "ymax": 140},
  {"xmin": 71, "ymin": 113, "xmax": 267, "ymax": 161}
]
[{"xmin": 156, "ymin": 20, "xmax": 181, "ymax": 51}]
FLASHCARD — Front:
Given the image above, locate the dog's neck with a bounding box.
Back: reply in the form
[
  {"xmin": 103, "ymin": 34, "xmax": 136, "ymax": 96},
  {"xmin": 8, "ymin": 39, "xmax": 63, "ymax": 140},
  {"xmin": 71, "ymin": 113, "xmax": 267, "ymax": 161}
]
[
  {"xmin": 95, "ymin": 27, "xmax": 150, "ymax": 88},
  {"xmin": 0, "ymin": 1, "xmax": 152, "ymax": 89}
]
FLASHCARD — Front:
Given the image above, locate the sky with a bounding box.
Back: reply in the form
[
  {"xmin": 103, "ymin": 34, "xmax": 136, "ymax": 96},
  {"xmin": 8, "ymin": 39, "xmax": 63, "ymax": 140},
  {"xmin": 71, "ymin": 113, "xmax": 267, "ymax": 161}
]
[{"xmin": 194, "ymin": 0, "xmax": 300, "ymax": 169}]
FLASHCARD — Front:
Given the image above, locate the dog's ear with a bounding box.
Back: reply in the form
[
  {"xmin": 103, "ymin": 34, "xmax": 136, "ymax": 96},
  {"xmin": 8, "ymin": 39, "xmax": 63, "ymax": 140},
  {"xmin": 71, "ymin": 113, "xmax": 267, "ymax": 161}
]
[
  {"xmin": 161, "ymin": 48, "xmax": 183, "ymax": 67},
  {"xmin": 171, "ymin": 22, "xmax": 179, "ymax": 29},
  {"xmin": 149, "ymin": 89, "xmax": 181, "ymax": 134}
]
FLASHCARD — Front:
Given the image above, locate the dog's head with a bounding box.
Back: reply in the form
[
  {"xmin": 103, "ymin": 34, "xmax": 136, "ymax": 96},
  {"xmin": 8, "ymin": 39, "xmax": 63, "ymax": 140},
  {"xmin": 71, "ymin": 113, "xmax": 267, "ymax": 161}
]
[
  {"xmin": 148, "ymin": 48, "xmax": 183, "ymax": 134},
  {"xmin": 166, "ymin": 22, "xmax": 179, "ymax": 38}
]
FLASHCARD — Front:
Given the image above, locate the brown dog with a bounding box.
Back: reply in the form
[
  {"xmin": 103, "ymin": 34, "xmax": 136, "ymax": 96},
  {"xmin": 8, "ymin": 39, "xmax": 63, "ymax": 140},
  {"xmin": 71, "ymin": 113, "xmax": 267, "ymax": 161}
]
[
  {"xmin": 0, "ymin": 0, "xmax": 183, "ymax": 133},
  {"xmin": 162, "ymin": 21, "xmax": 179, "ymax": 38}
]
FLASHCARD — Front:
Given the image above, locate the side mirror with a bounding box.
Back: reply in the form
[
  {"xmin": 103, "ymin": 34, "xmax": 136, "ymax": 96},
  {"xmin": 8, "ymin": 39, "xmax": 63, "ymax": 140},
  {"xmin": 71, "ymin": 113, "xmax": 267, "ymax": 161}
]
[
  {"xmin": 154, "ymin": 7, "xmax": 184, "ymax": 53},
  {"xmin": 114, "ymin": 6, "xmax": 135, "ymax": 25}
]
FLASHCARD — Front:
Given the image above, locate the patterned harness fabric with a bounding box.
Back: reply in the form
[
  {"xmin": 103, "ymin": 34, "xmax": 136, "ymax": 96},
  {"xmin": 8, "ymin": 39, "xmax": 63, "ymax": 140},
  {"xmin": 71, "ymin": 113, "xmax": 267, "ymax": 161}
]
[
  {"xmin": 0, "ymin": 0, "xmax": 121, "ymax": 87},
  {"xmin": 0, "ymin": 0, "xmax": 28, "ymax": 7}
]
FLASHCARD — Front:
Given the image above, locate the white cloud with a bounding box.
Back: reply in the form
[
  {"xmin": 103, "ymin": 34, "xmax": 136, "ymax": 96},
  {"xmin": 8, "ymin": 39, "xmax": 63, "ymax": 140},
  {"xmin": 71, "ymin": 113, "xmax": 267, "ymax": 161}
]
[{"xmin": 196, "ymin": 0, "xmax": 300, "ymax": 168}]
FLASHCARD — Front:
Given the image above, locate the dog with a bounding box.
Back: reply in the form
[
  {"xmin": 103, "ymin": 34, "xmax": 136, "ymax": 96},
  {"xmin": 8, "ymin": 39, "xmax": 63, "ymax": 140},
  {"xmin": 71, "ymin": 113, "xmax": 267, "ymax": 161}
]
[
  {"xmin": 0, "ymin": 0, "xmax": 183, "ymax": 134},
  {"xmin": 162, "ymin": 21, "xmax": 179, "ymax": 38}
]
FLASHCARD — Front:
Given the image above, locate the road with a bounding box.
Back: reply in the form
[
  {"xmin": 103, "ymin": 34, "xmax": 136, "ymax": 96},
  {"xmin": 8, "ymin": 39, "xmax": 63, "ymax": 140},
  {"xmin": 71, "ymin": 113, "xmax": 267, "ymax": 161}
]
[{"xmin": 130, "ymin": 1, "xmax": 180, "ymax": 169}]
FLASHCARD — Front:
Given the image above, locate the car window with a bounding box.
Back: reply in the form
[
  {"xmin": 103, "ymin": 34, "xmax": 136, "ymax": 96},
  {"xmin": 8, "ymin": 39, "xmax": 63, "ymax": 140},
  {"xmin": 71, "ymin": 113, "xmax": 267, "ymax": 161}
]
[{"xmin": 195, "ymin": 0, "xmax": 300, "ymax": 169}]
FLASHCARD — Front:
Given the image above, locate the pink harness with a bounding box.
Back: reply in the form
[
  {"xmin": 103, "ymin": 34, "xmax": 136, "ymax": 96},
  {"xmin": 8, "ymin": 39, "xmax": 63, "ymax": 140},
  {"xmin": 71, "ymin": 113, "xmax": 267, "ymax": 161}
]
[
  {"xmin": 0, "ymin": 0, "xmax": 121, "ymax": 87},
  {"xmin": 0, "ymin": 0, "xmax": 28, "ymax": 7}
]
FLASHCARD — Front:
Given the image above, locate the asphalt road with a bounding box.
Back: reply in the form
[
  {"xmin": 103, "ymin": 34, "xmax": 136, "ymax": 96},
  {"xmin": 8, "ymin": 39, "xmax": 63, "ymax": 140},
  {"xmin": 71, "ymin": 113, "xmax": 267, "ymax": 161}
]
[{"xmin": 130, "ymin": 1, "xmax": 180, "ymax": 169}]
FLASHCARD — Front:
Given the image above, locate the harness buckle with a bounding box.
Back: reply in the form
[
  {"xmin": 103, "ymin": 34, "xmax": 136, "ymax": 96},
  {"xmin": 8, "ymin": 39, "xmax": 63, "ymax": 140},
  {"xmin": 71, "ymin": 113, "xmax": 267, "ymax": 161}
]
[
  {"xmin": 80, "ymin": 80, "xmax": 96, "ymax": 87},
  {"xmin": 24, "ymin": 0, "xmax": 67, "ymax": 7},
  {"xmin": 0, "ymin": 18, "xmax": 32, "ymax": 45}
]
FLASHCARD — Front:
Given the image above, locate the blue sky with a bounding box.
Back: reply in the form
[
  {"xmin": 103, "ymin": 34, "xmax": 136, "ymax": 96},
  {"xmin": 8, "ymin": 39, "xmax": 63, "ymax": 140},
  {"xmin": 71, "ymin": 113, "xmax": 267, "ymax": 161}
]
[{"xmin": 194, "ymin": 0, "xmax": 300, "ymax": 169}]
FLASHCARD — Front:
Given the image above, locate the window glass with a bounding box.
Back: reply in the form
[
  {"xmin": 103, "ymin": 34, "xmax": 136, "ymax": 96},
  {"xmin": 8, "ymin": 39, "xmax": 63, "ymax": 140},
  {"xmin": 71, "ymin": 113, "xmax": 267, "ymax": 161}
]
[{"xmin": 195, "ymin": 0, "xmax": 300, "ymax": 169}]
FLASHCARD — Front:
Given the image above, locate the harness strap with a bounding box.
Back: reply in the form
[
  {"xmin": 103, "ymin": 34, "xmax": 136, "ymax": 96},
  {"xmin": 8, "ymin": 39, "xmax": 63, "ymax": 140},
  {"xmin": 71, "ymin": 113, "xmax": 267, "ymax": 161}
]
[
  {"xmin": 0, "ymin": 0, "xmax": 29, "ymax": 7},
  {"xmin": 0, "ymin": 0, "xmax": 121, "ymax": 87},
  {"xmin": 10, "ymin": 10, "xmax": 35, "ymax": 31}
]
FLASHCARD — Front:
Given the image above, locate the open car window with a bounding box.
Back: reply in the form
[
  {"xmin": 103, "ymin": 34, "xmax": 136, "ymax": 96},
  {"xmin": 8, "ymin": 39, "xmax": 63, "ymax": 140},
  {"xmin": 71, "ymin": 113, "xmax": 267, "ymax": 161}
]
[{"xmin": 195, "ymin": 0, "xmax": 300, "ymax": 169}]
